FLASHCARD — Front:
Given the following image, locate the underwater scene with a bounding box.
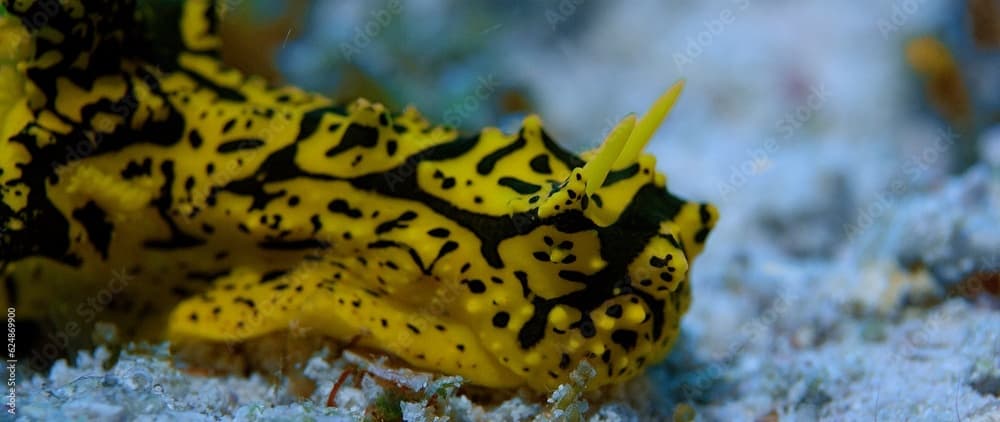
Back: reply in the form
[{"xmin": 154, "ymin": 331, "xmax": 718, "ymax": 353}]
[{"xmin": 0, "ymin": 0, "xmax": 998, "ymax": 420}]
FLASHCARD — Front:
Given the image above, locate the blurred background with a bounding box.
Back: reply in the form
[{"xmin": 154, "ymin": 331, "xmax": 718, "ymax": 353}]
[{"xmin": 215, "ymin": 0, "xmax": 1000, "ymax": 419}]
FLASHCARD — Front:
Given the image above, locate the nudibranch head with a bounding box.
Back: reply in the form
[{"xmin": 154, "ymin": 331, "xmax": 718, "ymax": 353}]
[{"xmin": 472, "ymin": 81, "xmax": 718, "ymax": 390}]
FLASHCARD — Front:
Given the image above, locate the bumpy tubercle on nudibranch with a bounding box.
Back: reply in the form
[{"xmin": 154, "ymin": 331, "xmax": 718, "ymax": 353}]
[{"xmin": 0, "ymin": 0, "xmax": 717, "ymax": 392}]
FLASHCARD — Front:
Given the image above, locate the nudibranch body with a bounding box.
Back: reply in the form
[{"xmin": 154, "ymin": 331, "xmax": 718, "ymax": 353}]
[{"xmin": 0, "ymin": 0, "xmax": 717, "ymax": 392}]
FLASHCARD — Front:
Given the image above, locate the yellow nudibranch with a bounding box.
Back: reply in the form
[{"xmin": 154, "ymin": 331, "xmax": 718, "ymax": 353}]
[{"xmin": 0, "ymin": 0, "xmax": 717, "ymax": 392}]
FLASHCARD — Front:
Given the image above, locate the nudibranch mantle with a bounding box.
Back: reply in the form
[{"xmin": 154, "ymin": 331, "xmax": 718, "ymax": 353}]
[{"xmin": 0, "ymin": 0, "xmax": 718, "ymax": 392}]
